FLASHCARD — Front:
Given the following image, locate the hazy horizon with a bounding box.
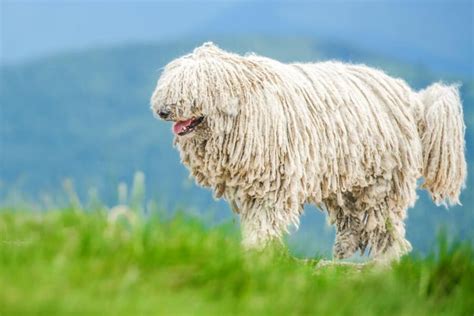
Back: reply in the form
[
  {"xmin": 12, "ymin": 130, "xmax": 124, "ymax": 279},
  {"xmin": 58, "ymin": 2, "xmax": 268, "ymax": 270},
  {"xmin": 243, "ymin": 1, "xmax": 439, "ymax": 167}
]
[{"xmin": 1, "ymin": 0, "xmax": 472, "ymax": 75}]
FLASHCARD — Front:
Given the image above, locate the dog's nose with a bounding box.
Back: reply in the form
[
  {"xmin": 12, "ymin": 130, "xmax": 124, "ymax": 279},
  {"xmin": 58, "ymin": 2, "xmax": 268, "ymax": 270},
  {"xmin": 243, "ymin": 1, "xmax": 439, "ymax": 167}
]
[{"xmin": 158, "ymin": 109, "xmax": 170, "ymax": 119}]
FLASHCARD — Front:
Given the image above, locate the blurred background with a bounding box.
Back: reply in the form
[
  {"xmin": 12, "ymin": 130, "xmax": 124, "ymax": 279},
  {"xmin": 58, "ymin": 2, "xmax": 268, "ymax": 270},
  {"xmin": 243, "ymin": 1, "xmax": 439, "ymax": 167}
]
[{"xmin": 1, "ymin": 0, "xmax": 473, "ymax": 256}]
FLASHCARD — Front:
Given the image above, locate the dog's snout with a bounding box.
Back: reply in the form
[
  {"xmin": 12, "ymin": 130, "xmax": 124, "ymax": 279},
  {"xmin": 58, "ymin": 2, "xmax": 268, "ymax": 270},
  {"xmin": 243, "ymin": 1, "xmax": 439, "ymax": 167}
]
[{"xmin": 158, "ymin": 109, "xmax": 171, "ymax": 119}]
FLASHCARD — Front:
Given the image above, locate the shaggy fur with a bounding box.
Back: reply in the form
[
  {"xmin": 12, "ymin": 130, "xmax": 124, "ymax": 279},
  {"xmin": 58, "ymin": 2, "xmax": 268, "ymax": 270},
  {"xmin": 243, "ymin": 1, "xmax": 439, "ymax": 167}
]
[{"xmin": 151, "ymin": 43, "xmax": 466, "ymax": 262}]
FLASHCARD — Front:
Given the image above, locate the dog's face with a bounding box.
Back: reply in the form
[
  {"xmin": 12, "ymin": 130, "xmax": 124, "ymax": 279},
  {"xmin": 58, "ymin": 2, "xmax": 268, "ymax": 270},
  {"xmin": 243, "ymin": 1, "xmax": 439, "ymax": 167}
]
[
  {"xmin": 152, "ymin": 99, "xmax": 208, "ymax": 138},
  {"xmin": 150, "ymin": 43, "xmax": 242, "ymax": 141},
  {"xmin": 150, "ymin": 73, "xmax": 211, "ymax": 139}
]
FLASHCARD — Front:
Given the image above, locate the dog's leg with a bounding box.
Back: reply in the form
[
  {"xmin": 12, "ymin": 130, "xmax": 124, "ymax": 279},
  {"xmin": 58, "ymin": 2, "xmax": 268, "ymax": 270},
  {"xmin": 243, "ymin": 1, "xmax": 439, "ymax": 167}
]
[
  {"xmin": 332, "ymin": 175, "xmax": 415, "ymax": 264},
  {"xmin": 324, "ymin": 194, "xmax": 363, "ymax": 260},
  {"xmin": 369, "ymin": 207, "xmax": 412, "ymax": 264},
  {"xmin": 240, "ymin": 203, "xmax": 298, "ymax": 250},
  {"xmin": 332, "ymin": 210, "xmax": 362, "ymax": 260}
]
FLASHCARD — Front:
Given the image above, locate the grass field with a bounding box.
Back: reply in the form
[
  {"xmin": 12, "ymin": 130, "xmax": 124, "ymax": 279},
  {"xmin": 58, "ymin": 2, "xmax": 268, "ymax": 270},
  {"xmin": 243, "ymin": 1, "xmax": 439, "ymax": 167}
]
[{"xmin": 0, "ymin": 209, "xmax": 473, "ymax": 315}]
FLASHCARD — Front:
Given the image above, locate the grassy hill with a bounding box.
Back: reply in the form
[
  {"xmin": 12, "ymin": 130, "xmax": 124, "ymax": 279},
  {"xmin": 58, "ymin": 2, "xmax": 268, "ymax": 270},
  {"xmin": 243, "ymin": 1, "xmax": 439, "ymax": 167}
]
[
  {"xmin": 1, "ymin": 37, "xmax": 473, "ymax": 254},
  {"xmin": 0, "ymin": 209, "xmax": 473, "ymax": 315}
]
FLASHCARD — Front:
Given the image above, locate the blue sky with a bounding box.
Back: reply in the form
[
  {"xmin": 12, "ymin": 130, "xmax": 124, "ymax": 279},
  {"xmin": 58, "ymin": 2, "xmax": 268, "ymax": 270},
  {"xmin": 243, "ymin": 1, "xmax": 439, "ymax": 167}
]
[{"xmin": 1, "ymin": 0, "xmax": 473, "ymax": 75}]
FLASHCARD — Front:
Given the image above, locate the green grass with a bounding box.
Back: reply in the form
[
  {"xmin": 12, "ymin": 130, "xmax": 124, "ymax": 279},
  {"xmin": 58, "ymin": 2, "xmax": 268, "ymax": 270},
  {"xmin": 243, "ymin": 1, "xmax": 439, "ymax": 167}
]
[{"xmin": 0, "ymin": 209, "xmax": 473, "ymax": 315}]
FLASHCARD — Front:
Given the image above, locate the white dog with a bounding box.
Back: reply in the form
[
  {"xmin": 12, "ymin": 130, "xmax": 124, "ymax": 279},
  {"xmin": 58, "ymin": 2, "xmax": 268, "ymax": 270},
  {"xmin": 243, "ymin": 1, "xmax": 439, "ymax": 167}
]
[{"xmin": 151, "ymin": 43, "xmax": 466, "ymax": 262}]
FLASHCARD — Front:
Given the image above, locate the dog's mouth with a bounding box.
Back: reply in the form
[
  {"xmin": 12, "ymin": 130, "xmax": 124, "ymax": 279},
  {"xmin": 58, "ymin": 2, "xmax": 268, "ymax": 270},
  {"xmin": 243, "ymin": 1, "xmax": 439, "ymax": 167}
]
[{"xmin": 173, "ymin": 117, "xmax": 204, "ymax": 136}]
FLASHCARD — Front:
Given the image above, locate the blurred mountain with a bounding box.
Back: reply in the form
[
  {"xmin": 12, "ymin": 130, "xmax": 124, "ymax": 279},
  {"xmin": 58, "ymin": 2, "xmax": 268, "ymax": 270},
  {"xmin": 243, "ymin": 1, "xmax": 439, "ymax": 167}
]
[
  {"xmin": 197, "ymin": 1, "xmax": 473, "ymax": 75},
  {"xmin": 0, "ymin": 1, "xmax": 232, "ymax": 64},
  {"xmin": 1, "ymin": 37, "xmax": 473, "ymax": 254},
  {"xmin": 2, "ymin": 1, "xmax": 472, "ymax": 76}
]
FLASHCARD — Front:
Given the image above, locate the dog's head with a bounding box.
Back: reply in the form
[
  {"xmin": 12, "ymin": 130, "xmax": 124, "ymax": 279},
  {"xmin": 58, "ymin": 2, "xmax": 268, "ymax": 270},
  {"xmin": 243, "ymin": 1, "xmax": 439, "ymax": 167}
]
[{"xmin": 151, "ymin": 42, "xmax": 261, "ymax": 140}]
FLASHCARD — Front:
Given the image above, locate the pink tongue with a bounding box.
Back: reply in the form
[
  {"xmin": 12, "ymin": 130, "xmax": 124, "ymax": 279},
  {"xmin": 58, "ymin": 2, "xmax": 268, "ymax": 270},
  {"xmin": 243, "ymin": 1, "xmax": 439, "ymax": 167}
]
[{"xmin": 173, "ymin": 119, "xmax": 194, "ymax": 134}]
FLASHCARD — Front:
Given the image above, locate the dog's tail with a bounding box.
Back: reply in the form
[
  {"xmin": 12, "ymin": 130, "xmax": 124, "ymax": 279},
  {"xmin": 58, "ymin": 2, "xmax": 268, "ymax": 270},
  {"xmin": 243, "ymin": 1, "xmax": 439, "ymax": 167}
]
[{"xmin": 417, "ymin": 83, "xmax": 467, "ymax": 206}]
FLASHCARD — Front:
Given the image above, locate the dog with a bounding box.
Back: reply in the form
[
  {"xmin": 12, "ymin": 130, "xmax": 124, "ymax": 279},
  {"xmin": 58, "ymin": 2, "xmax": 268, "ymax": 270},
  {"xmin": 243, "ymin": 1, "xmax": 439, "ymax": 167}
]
[{"xmin": 151, "ymin": 43, "xmax": 466, "ymax": 262}]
